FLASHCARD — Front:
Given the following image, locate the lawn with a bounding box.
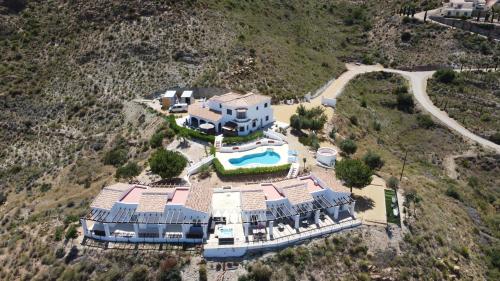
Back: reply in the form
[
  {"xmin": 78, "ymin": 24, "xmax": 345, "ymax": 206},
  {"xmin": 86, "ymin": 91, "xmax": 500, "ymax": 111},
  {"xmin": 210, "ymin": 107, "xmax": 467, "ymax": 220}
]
[{"xmin": 384, "ymin": 189, "xmax": 400, "ymax": 226}]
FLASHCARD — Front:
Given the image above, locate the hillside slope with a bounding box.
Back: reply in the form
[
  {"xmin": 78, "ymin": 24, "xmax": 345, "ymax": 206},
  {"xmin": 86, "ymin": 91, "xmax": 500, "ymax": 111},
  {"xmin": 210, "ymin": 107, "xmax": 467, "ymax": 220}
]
[{"xmin": 0, "ymin": 1, "xmax": 499, "ymax": 280}]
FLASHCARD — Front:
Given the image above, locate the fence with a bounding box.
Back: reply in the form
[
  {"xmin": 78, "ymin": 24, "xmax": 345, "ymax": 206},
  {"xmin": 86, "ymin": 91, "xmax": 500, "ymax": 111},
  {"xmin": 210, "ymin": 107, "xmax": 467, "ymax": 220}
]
[{"xmin": 429, "ymin": 16, "xmax": 500, "ymax": 39}]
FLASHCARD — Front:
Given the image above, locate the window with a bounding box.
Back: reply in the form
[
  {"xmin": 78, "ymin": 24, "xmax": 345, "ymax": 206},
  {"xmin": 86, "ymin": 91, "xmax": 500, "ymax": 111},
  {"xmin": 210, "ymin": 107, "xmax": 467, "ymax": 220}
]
[
  {"xmin": 266, "ymin": 115, "xmax": 269, "ymax": 121},
  {"xmin": 264, "ymin": 103, "xmax": 268, "ymax": 108},
  {"xmin": 227, "ymin": 109, "xmax": 232, "ymax": 115},
  {"xmin": 219, "ymin": 104, "xmax": 222, "ymax": 108},
  {"xmin": 252, "ymin": 120, "xmax": 256, "ymax": 127},
  {"xmin": 256, "ymin": 106, "xmax": 259, "ymax": 110},
  {"xmin": 239, "ymin": 127, "xmax": 244, "ymax": 132},
  {"xmin": 236, "ymin": 111, "xmax": 246, "ymax": 119}
]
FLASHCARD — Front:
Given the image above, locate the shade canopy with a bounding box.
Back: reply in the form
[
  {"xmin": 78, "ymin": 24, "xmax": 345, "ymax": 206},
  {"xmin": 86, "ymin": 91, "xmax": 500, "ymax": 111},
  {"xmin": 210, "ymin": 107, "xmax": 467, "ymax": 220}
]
[{"xmin": 199, "ymin": 123, "xmax": 215, "ymax": 130}]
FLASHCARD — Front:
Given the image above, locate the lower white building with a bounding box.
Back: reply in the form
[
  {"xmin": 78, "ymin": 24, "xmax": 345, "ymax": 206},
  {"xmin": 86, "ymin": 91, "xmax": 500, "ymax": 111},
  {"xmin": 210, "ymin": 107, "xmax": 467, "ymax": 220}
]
[{"xmin": 82, "ymin": 173, "xmax": 360, "ymax": 257}]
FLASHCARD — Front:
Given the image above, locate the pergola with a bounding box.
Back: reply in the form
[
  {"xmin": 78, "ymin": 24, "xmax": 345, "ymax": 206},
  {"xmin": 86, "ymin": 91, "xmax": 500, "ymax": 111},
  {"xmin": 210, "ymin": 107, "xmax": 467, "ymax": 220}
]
[
  {"xmin": 251, "ymin": 194, "xmax": 355, "ymax": 222},
  {"xmin": 83, "ymin": 207, "xmax": 207, "ymax": 225}
]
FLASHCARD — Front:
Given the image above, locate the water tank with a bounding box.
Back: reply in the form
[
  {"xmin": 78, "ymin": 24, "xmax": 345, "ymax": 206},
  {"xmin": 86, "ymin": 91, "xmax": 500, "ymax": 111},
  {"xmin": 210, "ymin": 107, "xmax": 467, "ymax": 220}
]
[{"xmin": 316, "ymin": 147, "xmax": 337, "ymax": 167}]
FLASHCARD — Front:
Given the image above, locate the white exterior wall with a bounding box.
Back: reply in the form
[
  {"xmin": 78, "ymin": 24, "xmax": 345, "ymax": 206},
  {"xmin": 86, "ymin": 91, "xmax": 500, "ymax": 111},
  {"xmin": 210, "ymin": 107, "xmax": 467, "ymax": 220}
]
[{"xmin": 207, "ymin": 97, "xmax": 273, "ymax": 136}]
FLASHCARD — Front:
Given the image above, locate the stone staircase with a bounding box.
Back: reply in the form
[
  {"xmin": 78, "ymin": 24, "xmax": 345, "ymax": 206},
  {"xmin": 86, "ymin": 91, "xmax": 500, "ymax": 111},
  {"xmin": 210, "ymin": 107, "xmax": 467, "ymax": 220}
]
[{"xmin": 286, "ymin": 162, "xmax": 300, "ymax": 179}]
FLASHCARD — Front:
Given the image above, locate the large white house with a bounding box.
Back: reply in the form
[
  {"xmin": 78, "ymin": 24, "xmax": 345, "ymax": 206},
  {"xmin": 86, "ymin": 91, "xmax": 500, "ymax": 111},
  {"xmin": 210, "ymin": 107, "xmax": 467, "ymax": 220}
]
[
  {"xmin": 188, "ymin": 92, "xmax": 273, "ymax": 136},
  {"xmin": 441, "ymin": 0, "xmax": 487, "ymax": 17}
]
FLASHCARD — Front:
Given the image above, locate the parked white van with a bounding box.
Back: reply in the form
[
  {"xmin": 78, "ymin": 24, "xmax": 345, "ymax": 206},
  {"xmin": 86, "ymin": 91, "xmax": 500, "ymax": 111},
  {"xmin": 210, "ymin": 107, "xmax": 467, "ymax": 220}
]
[{"xmin": 168, "ymin": 103, "xmax": 188, "ymax": 113}]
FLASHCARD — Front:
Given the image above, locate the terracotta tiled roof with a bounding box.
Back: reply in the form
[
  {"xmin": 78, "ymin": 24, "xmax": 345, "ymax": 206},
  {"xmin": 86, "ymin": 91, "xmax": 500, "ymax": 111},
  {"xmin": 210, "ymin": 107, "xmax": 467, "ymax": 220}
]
[
  {"xmin": 209, "ymin": 92, "xmax": 242, "ymax": 103},
  {"xmin": 136, "ymin": 188, "xmax": 172, "ymax": 213},
  {"xmin": 241, "ymin": 190, "xmax": 267, "ymax": 211},
  {"xmin": 188, "ymin": 102, "xmax": 222, "ymax": 122},
  {"xmin": 209, "ymin": 92, "xmax": 270, "ymax": 107},
  {"xmin": 90, "ymin": 183, "xmax": 132, "ymax": 210},
  {"xmin": 282, "ymin": 185, "xmax": 314, "ymax": 205},
  {"xmin": 185, "ymin": 184, "xmax": 212, "ymax": 213}
]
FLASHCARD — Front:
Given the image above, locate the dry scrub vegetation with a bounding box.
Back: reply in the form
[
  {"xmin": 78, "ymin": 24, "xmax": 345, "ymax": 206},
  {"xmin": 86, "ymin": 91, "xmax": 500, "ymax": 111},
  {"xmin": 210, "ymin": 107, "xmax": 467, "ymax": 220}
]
[{"xmin": 0, "ymin": 0, "xmax": 499, "ymax": 281}]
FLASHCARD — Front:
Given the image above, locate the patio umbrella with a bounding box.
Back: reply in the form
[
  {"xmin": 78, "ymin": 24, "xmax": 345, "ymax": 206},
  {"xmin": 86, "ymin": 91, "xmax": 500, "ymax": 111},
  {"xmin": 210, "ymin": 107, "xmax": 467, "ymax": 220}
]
[{"xmin": 199, "ymin": 123, "xmax": 215, "ymax": 130}]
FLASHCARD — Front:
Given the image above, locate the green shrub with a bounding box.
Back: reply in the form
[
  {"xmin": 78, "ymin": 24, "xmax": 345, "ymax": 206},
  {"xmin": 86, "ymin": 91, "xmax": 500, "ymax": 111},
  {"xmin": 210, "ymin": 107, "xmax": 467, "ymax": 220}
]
[
  {"xmin": 115, "ymin": 162, "xmax": 141, "ymax": 179},
  {"xmin": 103, "ymin": 148, "xmax": 128, "ymax": 167},
  {"xmin": 290, "ymin": 106, "xmax": 327, "ymax": 131},
  {"xmin": 329, "ymin": 128, "xmax": 336, "ymax": 140},
  {"xmin": 149, "ymin": 149, "xmax": 187, "ymax": 179},
  {"xmin": 339, "ymin": 139, "xmax": 357, "ymax": 155},
  {"xmin": 349, "ymin": 115, "xmax": 358, "ymax": 125},
  {"xmin": 0, "ymin": 191, "xmax": 6, "ymax": 205},
  {"xmin": 372, "ymin": 120, "xmax": 381, "ymax": 131},
  {"xmin": 401, "ymin": 31, "xmax": 412, "ymax": 42},
  {"xmin": 433, "ymin": 69, "xmax": 456, "ymax": 83},
  {"xmin": 213, "ymin": 158, "xmax": 290, "ymax": 177},
  {"xmin": 126, "ymin": 265, "xmax": 149, "ymax": 281},
  {"xmin": 222, "ymin": 131, "xmax": 263, "ymax": 145},
  {"xmin": 54, "ymin": 226, "xmax": 64, "ymax": 241},
  {"xmin": 40, "ymin": 183, "xmax": 52, "ymax": 192},
  {"xmin": 149, "ymin": 131, "xmax": 165, "ymax": 148},
  {"xmin": 396, "ymin": 92, "xmax": 414, "ymax": 113},
  {"xmin": 416, "ymin": 114, "xmax": 435, "ymax": 129},
  {"xmin": 199, "ymin": 264, "xmax": 207, "ymax": 281},
  {"xmin": 65, "ymin": 225, "xmax": 78, "ymax": 240},
  {"xmin": 446, "ymin": 186, "xmax": 461, "ymax": 201},
  {"xmin": 362, "ymin": 151, "xmax": 384, "ymax": 170},
  {"xmin": 387, "ymin": 176, "xmax": 399, "ymax": 189}
]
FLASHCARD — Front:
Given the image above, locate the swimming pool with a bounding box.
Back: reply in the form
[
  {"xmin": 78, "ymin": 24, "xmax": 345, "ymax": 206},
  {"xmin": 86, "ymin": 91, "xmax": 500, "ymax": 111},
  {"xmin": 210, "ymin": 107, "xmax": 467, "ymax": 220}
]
[{"xmin": 228, "ymin": 149, "xmax": 281, "ymax": 167}]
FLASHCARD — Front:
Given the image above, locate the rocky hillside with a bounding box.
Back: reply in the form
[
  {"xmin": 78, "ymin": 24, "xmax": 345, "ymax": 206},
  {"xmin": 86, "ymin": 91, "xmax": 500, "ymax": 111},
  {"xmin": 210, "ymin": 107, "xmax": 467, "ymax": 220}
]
[{"xmin": 0, "ymin": 0, "xmax": 499, "ymax": 280}]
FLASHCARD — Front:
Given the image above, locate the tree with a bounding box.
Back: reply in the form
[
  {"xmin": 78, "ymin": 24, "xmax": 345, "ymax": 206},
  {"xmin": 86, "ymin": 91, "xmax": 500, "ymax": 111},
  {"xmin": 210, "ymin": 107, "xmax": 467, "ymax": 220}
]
[
  {"xmin": 362, "ymin": 151, "xmax": 384, "ymax": 170},
  {"xmin": 148, "ymin": 149, "xmax": 187, "ymax": 180},
  {"xmin": 433, "ymin": 69, "xmax": 456, "ymax": 83},
  {"xmin": 335, "ymin": 159, "xmax": 373, "ymax": 193},
  {"xmin": 176, "ymin": 129, "xmax": 190, "ymax": 146},
  {"xmin": 339, "ymin": 139, "xmax": 357, "ymax": 156},
  {"xmin": 424, "ymin": 10, "xmax": 428, "ymax": 22},
  {"xmin": 115, "ymin": 162, "xmax": 141, "ymax": 180},
  {"xmin": 290, "ymin": 114, "xmax": 302, "ymax": 131},
  {"xmin": 103, "ymin": 148, "xmax": 128, "ymax": 167},
  {"xmin": 396, "ymin": 92, "xmax": 414, "ymax": 113},
  {"xmin": 149, "ymin": 131, "xmax": 165, "ymax": 148}
]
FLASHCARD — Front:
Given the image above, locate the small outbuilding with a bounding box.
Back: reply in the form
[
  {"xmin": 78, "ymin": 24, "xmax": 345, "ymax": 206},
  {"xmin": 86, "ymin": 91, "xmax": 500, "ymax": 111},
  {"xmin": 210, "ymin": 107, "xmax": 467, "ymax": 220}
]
[
  {"xmin": 181, "ymin": 90, "xmax": 194, "ymax": 105},
  {"xmin": 161, "ymin": 90, "xmax": 177, "ymax": 108}
]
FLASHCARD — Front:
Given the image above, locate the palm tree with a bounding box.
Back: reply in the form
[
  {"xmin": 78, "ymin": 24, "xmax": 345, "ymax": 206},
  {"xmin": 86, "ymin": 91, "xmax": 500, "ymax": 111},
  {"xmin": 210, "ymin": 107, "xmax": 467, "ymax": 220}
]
[{"xmin": 177, "ymin": 130, "xmax": 190, "ymax": 147}]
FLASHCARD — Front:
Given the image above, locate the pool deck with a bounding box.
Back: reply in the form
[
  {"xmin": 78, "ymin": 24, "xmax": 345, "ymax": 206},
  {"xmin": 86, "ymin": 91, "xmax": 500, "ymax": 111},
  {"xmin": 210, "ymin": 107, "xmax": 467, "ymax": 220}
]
[{"xmin": 216, "ymin": 144, "xmax": 290, "ymax": 170}]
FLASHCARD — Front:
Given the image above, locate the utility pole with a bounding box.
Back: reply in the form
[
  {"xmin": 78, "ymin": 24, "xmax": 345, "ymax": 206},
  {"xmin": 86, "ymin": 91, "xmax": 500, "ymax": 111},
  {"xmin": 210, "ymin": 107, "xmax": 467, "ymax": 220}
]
[{"xmin": 400, "ymin": 150, "xmax": 408, "ymax": 181}]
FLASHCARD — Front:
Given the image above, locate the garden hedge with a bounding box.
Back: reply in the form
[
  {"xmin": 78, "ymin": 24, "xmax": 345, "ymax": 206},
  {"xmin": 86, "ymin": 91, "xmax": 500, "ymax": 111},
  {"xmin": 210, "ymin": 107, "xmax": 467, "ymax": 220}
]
[
  {"xmin": 222, "ymin": 131, "xmax": 264, "ymax": 145},
  {"xmin": 213, "ymin": 158, "xmax": 291, "ymax": 177},
  {"xmin": 166, "ymin": 115, "xmax": 215, "ymax": 143}
]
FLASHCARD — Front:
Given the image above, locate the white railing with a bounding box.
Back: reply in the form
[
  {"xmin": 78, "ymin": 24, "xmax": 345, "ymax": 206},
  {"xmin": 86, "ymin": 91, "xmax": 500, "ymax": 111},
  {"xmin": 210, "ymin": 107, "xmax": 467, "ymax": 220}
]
[
  {"xmin": 187, "ymin": 155, "xmax": 215, "ymax": 176},
  {"xmin": 203, "ymin": 219, "xmax": 362, "ymax": 257},
  {"xmin": 218, "ymin": 138, "xmax": 285, "ymax": 153},
  {"xmin": 264, "ymin": 130, "xmax": 287, "ymax": 142}
]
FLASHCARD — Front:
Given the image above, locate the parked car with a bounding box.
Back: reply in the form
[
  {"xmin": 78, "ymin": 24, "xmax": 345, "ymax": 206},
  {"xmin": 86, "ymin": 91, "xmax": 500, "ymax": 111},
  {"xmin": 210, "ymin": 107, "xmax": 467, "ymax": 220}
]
[{"xmin": 168, "ymin": 103, "xmax": 188, "ymax": 112}]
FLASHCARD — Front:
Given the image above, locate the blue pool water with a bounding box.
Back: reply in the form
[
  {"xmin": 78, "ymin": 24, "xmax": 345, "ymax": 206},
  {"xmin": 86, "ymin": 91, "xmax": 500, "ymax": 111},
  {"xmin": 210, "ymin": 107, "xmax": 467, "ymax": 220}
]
[{"xmin": 229, "ymin": 149, "xmax": 281, "ymax": 166}]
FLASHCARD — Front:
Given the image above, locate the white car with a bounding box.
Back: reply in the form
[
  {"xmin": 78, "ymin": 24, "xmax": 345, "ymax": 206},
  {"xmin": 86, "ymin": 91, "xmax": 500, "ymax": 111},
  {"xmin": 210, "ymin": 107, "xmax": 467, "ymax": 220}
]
[{"xmin": 168, "ymin": 103, "xmax": 188, "ymax": 113}]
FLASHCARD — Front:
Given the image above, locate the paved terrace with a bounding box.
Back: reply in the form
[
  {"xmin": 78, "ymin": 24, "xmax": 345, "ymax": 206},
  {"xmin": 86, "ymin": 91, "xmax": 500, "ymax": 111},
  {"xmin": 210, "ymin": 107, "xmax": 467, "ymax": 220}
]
[{"xmin": 204, "ymin": 211, "xmax": 361, "ymax": 258}]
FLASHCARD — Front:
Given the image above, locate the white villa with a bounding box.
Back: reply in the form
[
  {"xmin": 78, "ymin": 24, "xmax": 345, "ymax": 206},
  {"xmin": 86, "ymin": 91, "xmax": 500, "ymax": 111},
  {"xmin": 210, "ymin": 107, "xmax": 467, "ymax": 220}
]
[
  {"xmin": 441, "ymin": 0, "xmax": 487, "ymax": 17},
  {"xmin": 188, "ymin": 92, "xmax": 273, "ymax": 136},
  {"xmin": 81, "ymin": 173, "xmax": 359, "ymax": 257}
]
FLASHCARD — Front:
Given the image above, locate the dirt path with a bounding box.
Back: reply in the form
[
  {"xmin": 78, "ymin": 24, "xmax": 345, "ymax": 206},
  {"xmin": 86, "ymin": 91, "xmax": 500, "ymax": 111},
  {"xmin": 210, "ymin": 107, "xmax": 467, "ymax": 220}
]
[{"xmin": 275, "ymin": 64, "xmax": 500, "ymax": 154}]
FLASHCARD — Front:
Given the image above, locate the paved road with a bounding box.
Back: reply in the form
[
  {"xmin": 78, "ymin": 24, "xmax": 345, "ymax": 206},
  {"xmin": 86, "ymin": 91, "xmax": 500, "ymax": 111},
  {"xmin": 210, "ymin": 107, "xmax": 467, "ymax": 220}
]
[{"xmin": 275, "ymin": 64, "xmax": 500, "ymax": 154}]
